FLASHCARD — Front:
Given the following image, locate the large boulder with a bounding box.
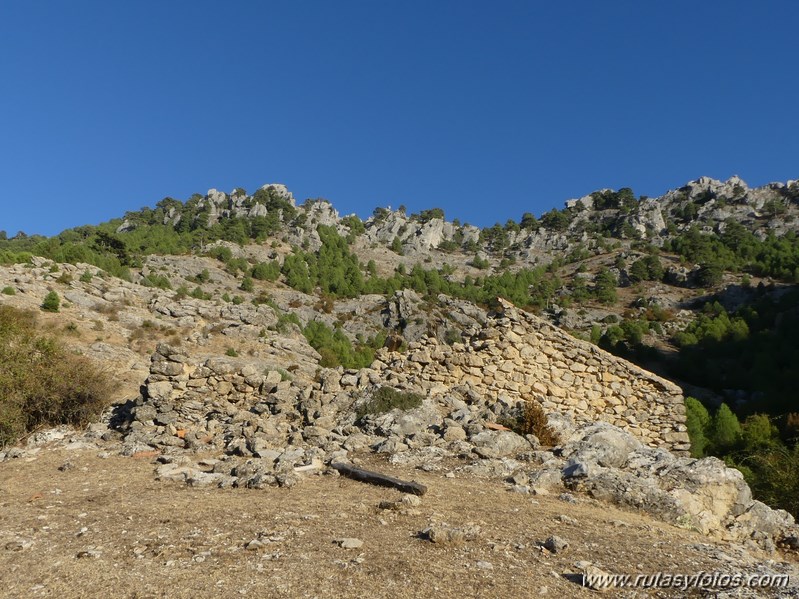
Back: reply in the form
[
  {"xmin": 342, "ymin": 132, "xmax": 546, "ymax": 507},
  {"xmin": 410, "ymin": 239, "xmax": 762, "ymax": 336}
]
[{"xmin": 558, "ymin": 422, "xmax": 796, "ymax": 544}]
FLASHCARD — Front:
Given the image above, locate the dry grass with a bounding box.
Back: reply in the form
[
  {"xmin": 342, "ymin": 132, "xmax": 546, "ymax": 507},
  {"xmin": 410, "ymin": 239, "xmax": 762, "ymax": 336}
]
[
  {"xmin": 0, "ymin": 448, "xmax": 792, "ymax": 599},
  {"xmin": 94, "ymin": 302, "xmax": 121, "ymax": 321}
]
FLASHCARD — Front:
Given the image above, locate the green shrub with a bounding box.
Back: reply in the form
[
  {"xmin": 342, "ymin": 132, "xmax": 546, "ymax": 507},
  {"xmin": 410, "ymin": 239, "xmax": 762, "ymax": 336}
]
[
  {"xmin": 303, "ymin": 320, "xmax": 376, "ymax": 369},
  {"xmin": 629, "ymin": 255, "xmax": 664, "ymax": 282},
  {"xmin": 189, "ymin": 286, "xmax": 210, "ymax": 300},
  {"xmin": 79, "ymin": 271, "xmax": 93, "ymax": 283},
  {"xmin": 0, "ymin": 306, "xmax": 112, "ymax": 446},
  {"xmin": 740, "ymin": 414, "xmax": 780, "ymax": 451},
  {"xmin": 140, "ymin": 273, "xmax": 172, "ymax": 289},
  {"xmin": 275, "ymin": 311, "xmax": 301, "ymax": 334},
  {"xmin": 356, "ymin": 386, "xmax": 423, "ymax": 419},
  {"xmin": 593, "ymin": 268, "xmax": 618, "ymax": 305},
  {"xmin": 240, "ymin": 276, "xmax": 254, "ymax": 292},
  {"xmin": 341, "ymin": 215, "xmax": 365, "ymax": 242},
  {"xmin": 696, "ymin": 262, "xmax": 724, "ymax": 287},
  {"xmin": 195, "ymin": 268, "xmax": 211, "ymax": 283},
  {"xmin": 470, "ymin": 255, "xmax": 490, "ymax": 270},
  {"xmin": 41, "ymin": 291, "xmax": 60, "ymax": 312},
  {"xmin": 207, "ymin": 246, "xmax": 233, "ymax": 263},
  {"xmin": 251, "ymin": 261, "xmax": 280, "ymax": 281},
  {"xmin": 1, "ymin": 286, "xmax": 15, "ymax": 296},
  {"xmin": 390, "ymin": 236, "xmax": 404, "ymax": 255},
  {"xmin": 225, "ymin": 347, "xmax": 238, "ymax": 357},
  {"xmin": 739, "ymin": 443, "xmax": 799, "ymax": 517},
  {"xmin": 225, "ymin": 258, "xmax": 250, "ymax": 275},
  {"xmin": 444, "ymin": 328, "xmax": 461, "ymax": 345}
]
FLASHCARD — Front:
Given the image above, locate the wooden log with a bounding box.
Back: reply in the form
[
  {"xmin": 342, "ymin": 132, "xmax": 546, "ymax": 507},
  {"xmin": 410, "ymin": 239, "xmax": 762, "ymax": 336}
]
[{"xmin": 331, "ymin": 461, "xmax": 428, "ymax": 496}]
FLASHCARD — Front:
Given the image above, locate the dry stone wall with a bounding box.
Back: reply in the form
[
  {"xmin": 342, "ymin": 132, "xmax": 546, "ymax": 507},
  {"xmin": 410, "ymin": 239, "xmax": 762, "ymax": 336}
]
[
  {"xmin": 371, "ymin": 298, "xmax": 689, "ymax": 453},
  {"xmin": 134, "ymin": 298, "xmax": 689, "ymax": 455}
]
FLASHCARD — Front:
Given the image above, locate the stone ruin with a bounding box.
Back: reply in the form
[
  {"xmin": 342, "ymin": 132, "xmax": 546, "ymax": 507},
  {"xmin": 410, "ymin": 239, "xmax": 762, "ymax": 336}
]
[
  {"xmin": 114, "ymin": 298, "xmax": 798, "ymax": 550},
  {"xmin": 126, "ymin": 298, "xmax": 688, "ymax": 456}
]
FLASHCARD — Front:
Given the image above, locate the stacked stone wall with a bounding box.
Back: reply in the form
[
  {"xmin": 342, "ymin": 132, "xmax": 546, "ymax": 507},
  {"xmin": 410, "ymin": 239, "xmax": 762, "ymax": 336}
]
[
  {"xmin": 370, "ymin": 299, "xmax": 689, "ymax": 452},
  {"xmin": 137, "ymin": 298, "xmax": 689, "ymax": 454}
]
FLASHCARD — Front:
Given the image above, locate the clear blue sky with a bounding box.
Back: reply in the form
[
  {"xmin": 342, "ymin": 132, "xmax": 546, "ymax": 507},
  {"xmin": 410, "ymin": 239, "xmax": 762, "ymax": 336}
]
[{"xmin": 2, "ymin": 1, "xmax": 797, "ymax": 237}]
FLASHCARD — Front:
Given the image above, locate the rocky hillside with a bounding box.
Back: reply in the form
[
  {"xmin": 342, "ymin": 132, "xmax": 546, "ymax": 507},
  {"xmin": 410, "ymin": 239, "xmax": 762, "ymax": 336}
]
[
  {"xmin": 0, "ymin": 249, "xmax": 798, "ymax": 596},
  {"xmin": 1, "ymin": 175, "xmax": 798, "ymax": 595},
  {"xmin": 3, "ymin": 175, "xmax": 797, "ymax": 407}
]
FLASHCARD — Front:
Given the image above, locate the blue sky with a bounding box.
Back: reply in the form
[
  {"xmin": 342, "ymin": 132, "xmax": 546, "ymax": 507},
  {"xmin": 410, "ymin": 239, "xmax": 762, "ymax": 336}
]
[{"xmin": 1, "ymin": 1, "xmax": 797, "ymax": 237}]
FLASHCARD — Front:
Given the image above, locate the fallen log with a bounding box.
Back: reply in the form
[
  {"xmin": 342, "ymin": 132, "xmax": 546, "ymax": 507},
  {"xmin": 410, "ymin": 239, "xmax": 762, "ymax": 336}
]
[{"xmin": 331, "ymin": 461, "xmax": 428, "ymax": 496}]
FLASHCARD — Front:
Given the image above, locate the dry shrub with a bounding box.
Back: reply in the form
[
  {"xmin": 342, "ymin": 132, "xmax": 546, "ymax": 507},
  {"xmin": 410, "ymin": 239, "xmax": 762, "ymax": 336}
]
[
  {"xmin": 0, "ymin": 305, "xmax": 113, "ymax": 446},
  {"xmin": 95, "ymin": 302, "xmax": 120, "ymax": 321},
  {"xmin": 522, "ymin": 399, "xmax": 560, "ymax": 446},
  {"xmin": 356, "ymin": 386, "xmax": 423, "ymax": 420},
  {"xmin": 315, "ymin": 295, "xmax": 335, "ymax": 314},
  {"xmin": 785, "ymin": 413, "xmax": 799, "ymax": 441}
]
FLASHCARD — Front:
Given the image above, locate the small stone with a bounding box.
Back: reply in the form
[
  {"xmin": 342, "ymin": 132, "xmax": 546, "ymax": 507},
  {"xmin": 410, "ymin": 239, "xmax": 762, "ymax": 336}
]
[
  {"xmin": 276, "ymin": 471, "xmax": 301, "ymax": 488},
  {"xmin": 543, "ymin": 535, "xmax": 568, "ymax": 554},
  {"xmin": 400, "ymin": 494, "xmax": 421, "ymax": 507},
  {"xmin": 5, "ymin": 540, "xmax": 32, "ymax": 551},
  {"xmin": 580, "ymin": 564, "xmax": 613, "ymax": 592},
  {"xmin": 335, "ymin": 537, "xmax": 363, "ymax": 549},
  {"xmin": 426, "ymin": 524, "xmax": 481, "ymax": 544},
  {"xmin": 58, "ymin": 461, "xmax": 73, "ymax": 472},
  {"xmin": 76, "ymin": 548, "xmax": 101, "ymax": 559},
  {"xmin": 476, "ymin": 560, "xmax": 494, "ymax": 570}
]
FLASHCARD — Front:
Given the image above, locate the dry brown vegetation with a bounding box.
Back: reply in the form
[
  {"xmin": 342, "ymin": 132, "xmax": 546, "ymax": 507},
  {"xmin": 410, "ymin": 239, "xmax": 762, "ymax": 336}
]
[
  {"xmin": 523, "ymin": 399, "xmax": 561, "ymax": 446},
  {"xmin": 0, "ymin": 306, "xmax": 113, "ymax": 446}
]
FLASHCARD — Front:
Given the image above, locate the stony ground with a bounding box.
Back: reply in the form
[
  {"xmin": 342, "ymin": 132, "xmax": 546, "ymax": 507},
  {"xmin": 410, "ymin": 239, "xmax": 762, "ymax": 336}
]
[{"xmin": 2, "ymin": 442, "xmax": 797, "ymax": 599}]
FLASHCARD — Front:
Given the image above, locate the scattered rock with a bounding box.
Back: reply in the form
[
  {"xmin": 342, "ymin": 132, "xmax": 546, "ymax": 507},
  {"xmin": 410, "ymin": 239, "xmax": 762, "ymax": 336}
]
[
  {"xmin": 577, "ymin": 563, "xmax": 613, "ymax": 592},
  {"xmin": 543, "ymin": 535, "xmax": 568, "ymax": 554},
  {"xmin": 424, "ymin": 524, "xmax": 481, "ymax": 545},
  {"xmin": 335, "ymin": 537, "xmax": 364, "ymax": 550},
  {"xmin": 5, "ymin": 540, "xmax": 33, "ymax": 551}
]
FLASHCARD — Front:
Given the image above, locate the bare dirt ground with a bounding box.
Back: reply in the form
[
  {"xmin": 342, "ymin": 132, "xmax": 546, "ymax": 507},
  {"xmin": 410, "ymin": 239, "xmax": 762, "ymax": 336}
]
[{"xmin": 2, "ymin": 444, "xmax": 796, "ymax": 599}]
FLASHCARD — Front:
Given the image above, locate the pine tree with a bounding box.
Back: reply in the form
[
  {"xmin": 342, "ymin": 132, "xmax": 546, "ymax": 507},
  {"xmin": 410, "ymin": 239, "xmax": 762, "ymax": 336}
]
[
  {"xmin": 684, "ymin": 397, "xmax": 711, "ymax": 458},
  {"xmin": 710, "ymin": 403, "xmax": 741, "ymax": 452}
]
